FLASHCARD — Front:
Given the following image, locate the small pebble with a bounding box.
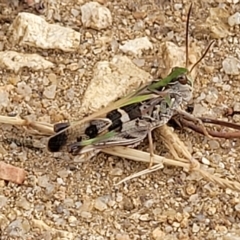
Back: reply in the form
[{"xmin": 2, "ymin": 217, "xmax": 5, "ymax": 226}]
[
  {"xmin": 192, "ymin": 223, "xmax": 200, "ymax": 233},
  {"xmin": 222, "ymin": 84, "xmax": 231, "ymax": 91},
  {"xmin": 175, "ymin": 212, "xmax": 183, "ymax": 222},
  {"xmin": 7, "ymin": 218, "xmax": 30, "ymax": 236},
  {"xmin": 56, "ymin": 178, "xmax": 64, "ymax": 185},
  {"xmin": 172, "ymin": 221, "xmax": 180, "ymax": 228},
  {"xmin": 17, "ymin": 82, "xmax": 32, "ymax": 100},
  {"xmin": 186, "ymin": 184, "xmax": 196, "ymax": 195},
  {"xmin": 38, "ymin": 175, "xmax": 50, "ymax": 188},
  {"xmin": 207, "ymin": 206, "xmax": 216, "ymax": 215},
  {"xmin": 174, "ymin": 3, "xmax": 182, "ymax": 11},
  {"xmin": 0, "ymin": 90, "xmax": 9, "ymax": 108},
  {"xmin": 205, "ymin": 88, "xmax": 218, "ymax": 104},
  {"xmin": 143, "ymin": 199, "xmax": 154, "ymax": 208},
  {"xmin": 16, "ymin": 197, "xmax": 31, "ymax": 210},
  {"xmin": 43, "ymin": 85, "xmax": 57, "ymax": 99},
  {"xmin": 228, "ymin": 12, "xmax": 240, "ymax": 26},
  {"xmin": 202, "ymin": 157, "xmax": 210, "ymax": 165},
  {"xmin": 132, "ymin": 58, "xmax": 145, "ymax": 67},
  {"xmin": 94, "ymin": 198, "xmax": 108, "ymax": 211},
  {"xmin": 189, "ymin": 194, "xmax": 199, "ymax": 203},
  {"xmin": 116, "ymin": 193, "xmax": 123, "ymax": 202},
  {"xmin": 81, "ymin": 2, "xmax": 112, "ymax": 30},
  {"xmin": 64, "ymin": 88, "xmax": 74, "ymax": 101},
  {"xmin": 208, "ymin": 140, "xmax": 220, "ymax": 150},
  {"xmin": 233, "ymin": 102, "xmax": 240, "ymax": 112},
  {"xmin": 75, "ymin": 201, "xmax": 82, "ymax": 209},
  {"xmin": 139, "ymin": 214, "xmax": 150, "ymax": 221},
  {"xmin": 193, "ymin": 104, "xmax": 208, "ymax": 117},
  {"xmin": 109, "ymin": 167, "xmax": 123, "ymax": 176},
  {"xmin": 235, "ymin": 203, "xmax": 240, "ymax": 212},
  {"xmin": 68, "ymin": 215, "xmax": 77, "ymax": 224},
  {"xmin": 119, "ymin": 37, "xmax": 153, "ymax": 56},
  {"xmin": 222, "ymin": 57, "xmax": 240, "ymax": 75},
  {"xmin": 71, "ymin": 9, "xmax": 80, "ymax": 17},
  {"xmin": 164, "ymin": 225, "xmax": 173, "ymax": 233},
  {"xmin": 0, "ymin": 161, "xmax": 26, "ymax": 184},
  {"xmin": 115, "ymin": 233, "xmax": 130, "ymax": 240},
  {"xmin": 219, "ymin": 162, "xmax": 225, "ymax": 169},
  {"xmin": 152, "ymin": 227, "xmax": 166, "ymax": 240},
  {"xmin": 57, "ymin": 169, "xmax": 70, "ymax": 178},
  {"xmin": 80, "ymin": 211, "xmax": 92, "ymax": 219},
  {"xmin": 48, "ymin": 73, "xmax": 57, "ymax": 84},
  {"xmin": 0, "ymin": 195, "xmax": 8, "ymax": 208}
]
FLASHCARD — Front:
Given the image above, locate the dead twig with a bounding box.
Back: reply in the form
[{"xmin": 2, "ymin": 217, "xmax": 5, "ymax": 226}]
[
  {"xmin": 176, "ymin": 109, "xmax": 213, "ymax": 139},
  {"xmin": 0, "ymin": 115, "xmax": 54, "ymax": 135},
  {"xmin": 175, "ymin": 114, "xmax": 240, "ymax": 138}
]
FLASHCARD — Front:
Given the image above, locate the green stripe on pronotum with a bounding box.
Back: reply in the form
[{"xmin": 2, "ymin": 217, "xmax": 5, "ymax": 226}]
[{"xmin": 148, "ymin": 67, "xmax": 188, "ymax": 91}]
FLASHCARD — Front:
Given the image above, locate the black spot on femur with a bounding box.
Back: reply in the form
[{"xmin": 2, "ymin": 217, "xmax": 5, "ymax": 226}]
[
  {"xmin": 48, "ymin": 132, "xmax": 68, "ymax": 152},
  {"xmin": 85, "ymin": 125, "xmax": 98, "ymax": 138}
]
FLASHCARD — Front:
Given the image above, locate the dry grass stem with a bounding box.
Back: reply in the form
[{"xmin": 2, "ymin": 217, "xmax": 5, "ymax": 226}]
[
  {"xmin": 0, "ymin": 115, "xmax": 54, "ymax": 135},
  {"xmin": 158, "ymin": 125, "xmax": 192, "ymax": 160},
  {"xmin": 199, "ymin": 169, "xmax": 240, "ymax": 191},
  {"xmin": 102, "ymin": 147, "xmax": 191, "ymax": 169},
  {"xmin": 115, "ymin": 163, "xmax": 164, "ymax": 185}
]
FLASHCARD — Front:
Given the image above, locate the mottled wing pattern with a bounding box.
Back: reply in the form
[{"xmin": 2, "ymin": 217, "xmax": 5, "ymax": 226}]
[
  {"xmin": 48, "ymin": 118, "xmax": 112, "ymax": 152},
  {"xmin": 68, "ymin": 119, "xmax": 150, "ymax": 155}
]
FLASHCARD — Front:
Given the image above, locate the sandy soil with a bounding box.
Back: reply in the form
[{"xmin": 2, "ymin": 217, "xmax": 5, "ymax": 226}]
[{"xmin": 0, "ymin": 0, "xmax": 240, "ymax": 239}]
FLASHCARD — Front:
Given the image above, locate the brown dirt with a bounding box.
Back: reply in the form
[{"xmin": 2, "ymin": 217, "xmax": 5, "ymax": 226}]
[{"xmin": 0, "ymin": 0, "xmax": 240, "ymax": 239}]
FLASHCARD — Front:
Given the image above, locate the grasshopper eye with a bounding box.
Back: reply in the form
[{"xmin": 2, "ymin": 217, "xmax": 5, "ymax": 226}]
[
  {"xmin": 177, "ymin": 76, "xmax": 192, "ymax": 86},
  {"xmin": 178, "ymin": 76, "xmax": 188, "ymax": 84}
]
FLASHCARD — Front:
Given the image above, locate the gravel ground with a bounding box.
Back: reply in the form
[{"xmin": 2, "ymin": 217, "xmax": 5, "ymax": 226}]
[{"xmin": 1, "ymin": 0, "xmax": 240, "ymax": 239}]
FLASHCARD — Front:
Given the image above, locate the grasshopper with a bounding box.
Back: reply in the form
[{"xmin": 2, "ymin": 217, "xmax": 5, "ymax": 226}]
[
  {"xmin": 48, "ymin": 67, "xmax": 190, "ymax": 152},
  {"xmin": 47, "ymin": 4, "xmax": 213, "ymax": 166}
]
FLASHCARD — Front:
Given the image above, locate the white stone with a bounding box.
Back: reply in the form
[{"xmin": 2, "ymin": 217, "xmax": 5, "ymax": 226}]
[
  {"xmin": 201, "ymin": 157, "xmax": 210, "ymax": 165},
  {"xmin": 222, "ymin": 84, "xmax": 231, "ymax": 91},
  {"xmin": 94, "ymin": 198, "xmax": 108, "ymax": 211},
  {"xmin": 119, "ymin": 37, "xmax": 153, "ymax": 56},
  {"xmin": 81, "ymin": 2, "xmax": 112, "ymax": 30},
  {"xmin": 43, "ymin": 85, "xmax": 57, "ymax": 99},
  {"xmin": 0, "ymin": 90, "xmax": 9, "ymax": 109},
  {"xmin": 192, "ymin": 223, "xmax": 200, "ymax": 233},
  {"xmin": 233, "ymin": 102, "xmax": 240, "ymax": 112},
  {"xmin": 81, "ymin": 55, "xmax": 151, "ymax": 114},
  {"xmin": 222, "ymin": 57, "xmax": 240, "ymax": 75},
  {"xmin": 174, "ymin": 3, "xmax": 183, "ymax": 11},
  {"xmin": 80, "ymin": 211, "xmax": 92, "ymax": 219},
  {"xmin": 68, "ymin": 215, "xmax": 77, "ymax": 224},
  {"xmin": 235, "ymin": 203, "xmax": 240, "ymax": 212},
  {"xmin": 8, "ymin": 13, "xmax": 81, "ymax": 51},
  {"xmin": 159, "ymin": 41, "xmax": 200, "ymax": 78},
  {"xmin": 228, "ymin": 12, "xmax": 240, "ymax": 26},
  {"xmin": 0, "ymin": 51, "xmax": 54, "ymax": 73},
  {"xmin": 17, "ymin": 82, "xmax": 32, "ymax": 101},
  {"xmin": 192, "ymin": 103, "xmax": 208, "ymax": 117}
]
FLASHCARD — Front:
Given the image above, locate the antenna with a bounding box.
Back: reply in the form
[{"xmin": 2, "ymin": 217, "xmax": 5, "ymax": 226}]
[
  {"xmin": 185, "ymin": 3, "xmax": 192, "ymax": 70},
  {"xmin": 189, "ymin": 40, "xmax": 215, "ymax": 73},
  {"xmin": 185, "ymin": 3, "xmax": 215, "ymax": 74}
]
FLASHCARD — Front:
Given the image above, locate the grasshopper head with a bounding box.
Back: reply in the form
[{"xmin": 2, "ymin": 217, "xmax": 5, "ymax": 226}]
[
  {"xmin": 177, "ymin": 73, "xmax": 192, "ymax": 87},
  {"xmin": 169, "ymin": 72, "xmax": 193, "ymax": 104}
]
